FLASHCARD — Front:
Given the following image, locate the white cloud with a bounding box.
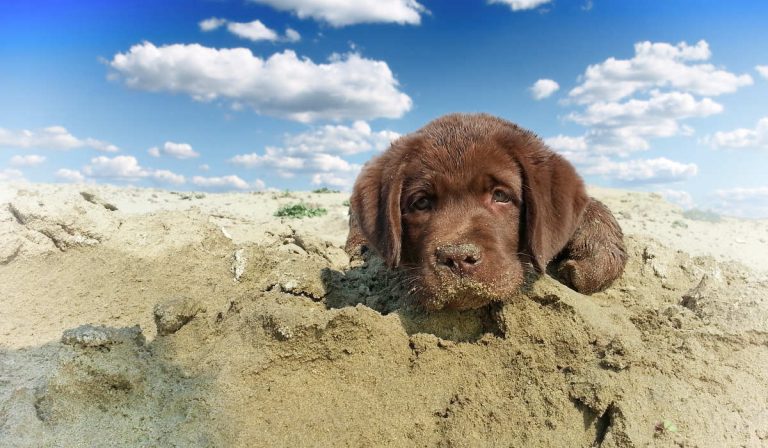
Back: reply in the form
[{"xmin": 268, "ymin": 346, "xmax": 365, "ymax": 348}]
[
  {"xmin": 82, "ymin": 155, "xmax": 185, "ymax": 185},
  {"xmin": 585, "ymin": 157, "xmax": 698, "ymax": 184},
  {"xmin": 285, "ymin": 28, "xmax": 301, "ymax": 43},
  {"xmin": 756, "ymin": 65, "xmax": 768, "ymax": 80},
  {"xmin": 83, "ymin": 155, "xmax": 148, "ymax": 179},
  {"xmin": 705, "ymin": 117, "xmax": 768, "ymax": 150},
  {"xmin": 152, "ymin": 170, "xmax": 186, "ymax": 185},
  {"xmin": 714, "ymin": 187, "xmax": 768, "ymax": 218},
  {"xmin": 200, "ymin": 17, "xmax": 301, "ymax": 42},
  {"xmin": 489, "ymin": 0, "xmax": 552, "ymax": 11},
  {"xmin": 569, "ymin": 40, "xmax": 753, "ymax": 104},
  {"xmin": 545, "ymin": 135, "xmax": 587, "ymax": 152},
  {"xmin": 110, "ymin": 42, "xmax": 412, "ymax": 122},
  {"xmin": 162, "ymin": 141, "xmax": 200, "ymax": 159},
  {"xmin": 530, "ymin": 79, "xmax": 559, "ymax": 100},
  {"xmin": 249, "ymin": 0, "xmax": 426, "ymax": 26},
  {"xmin": 227, "ymin": 20, "xmax": 278, "ymax": 41},
  {"xmin": 149, "ymin": 142, "xmax": 198, "ymax": 159},
  {"xmin": 199, "ymin": 17, "xmax": 226, "ymax": 32},
  {"xmin": 9, "ymin": 154, "xmax": 46, "ymax": 167},
  {"xmin": 199, "ymin": 164, "xmax": 210, "ymax": 171},
  {"xmin": 283, "ymin": 120, "xmax": 399, "ymax": 155},
  {"xmin": 231, "ymin": 147, "xmax": 305, "ymax": 170},
  {"xmin": 231, "ymin": 148, "xmax": 361, "ymax": 173},
  {"xmin": 192, "ymin": 175, "xmax": 250, "ymax": 190},
  {"xmin": 311, "ymin": 172, "xmax": 356, "ymax": 188},
  {"xmin": 230, "ymin": 121, "xmax": 397, "ymax": 189},
  {"xmin": 658, "ymin": 189, "xmax": 694, "ymax": 209},
  {"xmin": 0, "ymin": 168, "xmax": 25, "ymax": 182},
  {"xmin": 715, "ymin": 186, "xmax": 768, "ymax": 202},
  {"xmin": 55, "ymin": 169, "xmax": 86, "ymax": 183},
  {"xmin": 566, "ymin": 90, "xmax": 722, "ymax": 154},
  {"xmin": 0, "ymin": 126, "xmax": 119, "ymax": 152}
]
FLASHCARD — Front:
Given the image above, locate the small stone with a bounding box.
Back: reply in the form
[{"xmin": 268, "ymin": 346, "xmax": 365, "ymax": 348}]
[
  {"xmin": 681, "ymin": 275, "xmax": 709, "ymax": 312},
  {"xmin": 61, "ymin": 324, "xmax": 145, "ymax": 348},
  {"xmin": 154, "ymin": 297, "xmax": 205, "ymax": 336},
  {"xmin": 231, "ymin": 248, "xmax": 246, "ymax": 281}
]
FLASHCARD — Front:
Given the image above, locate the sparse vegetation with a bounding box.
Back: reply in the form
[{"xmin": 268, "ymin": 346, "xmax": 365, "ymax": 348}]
[
  {"xmin": 342, "ymin": 199, "xmax": 351, "ymax": 207},
  {"xmin": 682, "ymin": 208, "xmax": 721, "ymax": 223},
  {"xmin": 312, "ymin": 187, "xmax": 340, "ymax": 194},
  {"xmin": 275, "ymin": 203, "xmax": 327, "ymax": 219}
]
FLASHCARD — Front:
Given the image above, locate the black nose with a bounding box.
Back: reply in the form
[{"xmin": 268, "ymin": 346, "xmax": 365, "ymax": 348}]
[{"xmin": 435, "ymin": 244, "xmax": 482, "ymax": 276}]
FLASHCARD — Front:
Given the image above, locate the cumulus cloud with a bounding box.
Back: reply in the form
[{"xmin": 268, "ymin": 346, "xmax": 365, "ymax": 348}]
[
  {"xmin": 109, "ymin": 42, "xmax": 412, "ymax": 122},
  {"xmin": 0, "ymin": 126, "xmax": 119, "ymax": 152},
  {"xmin": 148, "ymin": 141, "xmax": 200, "ymax": 159},
  {"xmin": 9, "ymin": 154, "xmax": 46, "ymax": 167},
  {"xmin": 199, "ymin": 17, "xmax": 226, "ymax": 31},
  {"xmin": 657, "ymin": 189, "xmax": 694, "ymax": 209},
  {"xmin": 230, "ymin": 121, "xmax": 398, "ymax": 189},
  {"xmin": 285, "ymin": 28, "xmax": 301, "ymax": 43},
  {"xmin": 756, "ymin": 65, "xmax": 768, "ymax": 80},
  {"xmin": 200, "ymin": 18, "xmax": 300, "ymax": 42},
  {"xmin": 530, "ymin": 79, "xmax": 559, "ymax": 100},
  {"xmin": 716, "ymin": 186, "xmax": 768, "ymax": 201},
  {"xmin": 585, "ymin": 157, "xmax": 698, "ymax": 184},
  {"xmin": 192, "ymin": 175, "xmax": 250, "ymax": 190},
  {"xmin": 249, "ymin": 0, "xmax": 426, "ymax": 26},
  {"xmin": 547, "ymin": 41, "xmax": 753, "ymax": 165},
  {"xmin": 152, "ymin": 170, "xmax": 186, "ymax": 185},
  {"xmin": 283, "ymin": 120, "xmax": 399, "ymax": 155},
  {"xmin": 82, "ymin": 155, "xmax": 185, "ymax": 185},
  {"xmin": 714, "ymin": 186, "xmax": 768, "ymax": 218},
  {"xmin": 84, "ymin": 155, "xmax": 148, "ymax": 179},
  {"xmin": 566, "ymin": 90, "xmax": 722, "ymax": 154},
  {"xmin": 705, "ymin": 117, "xmax": 768, "ymax": 150},
  {"xmin": 0, "ymin": 168, "xmax": 25, "ymax": 182},
  {"xmin": 545, "ymin": 135, "xmax": 587, "ymax": 152},
  {"xmin": 228, "ymin": 20, "xmax": 278, "ymax": 41},
  {"xmin": 568, "ymin": 40, "xmax": 752, "ymax": 104},
  {"xmin": 231, "ymin": 148, "xmax": 361, "ymax": 174},
  {"xmin": 489, "ymin": 0, "xmax": 552, "ymax": 11},
  {"xmin": 55, "ymin": 169, "xmax": 86, "ymax": 183}
]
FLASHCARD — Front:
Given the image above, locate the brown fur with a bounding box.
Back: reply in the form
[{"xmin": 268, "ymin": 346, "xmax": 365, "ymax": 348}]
[{"xmin": 346, "ymin": 113, "xmax": 627, "ymax": 311}]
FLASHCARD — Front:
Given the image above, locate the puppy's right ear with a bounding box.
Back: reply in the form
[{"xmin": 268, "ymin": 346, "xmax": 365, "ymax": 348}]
[{"xmin": 349, "ymin": 149, "xmax": 406, "ymax": 268}]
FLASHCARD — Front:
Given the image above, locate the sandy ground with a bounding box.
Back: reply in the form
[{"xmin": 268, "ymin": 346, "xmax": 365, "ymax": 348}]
[{"xmin": 1, "ymin": 182, "xmax": 767, "ymax": 447}]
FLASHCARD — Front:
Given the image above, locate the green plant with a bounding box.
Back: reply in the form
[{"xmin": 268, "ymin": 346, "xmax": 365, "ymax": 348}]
[
  {"xmin": 682, "ymin": 208, "xmax": 721, "ymax": 223},
  {"xmin": 312, "ymin": 187, "xmax": 340, "ymax": 194},
  {"xmin": 275, "ymin": 203, "xmax": 327, "ymax": 219}
]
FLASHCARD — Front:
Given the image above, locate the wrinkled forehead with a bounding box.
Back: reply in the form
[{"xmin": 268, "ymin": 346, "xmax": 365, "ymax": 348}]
[{"xmin": 403, "ymin": 138, "xmax": 522, "ymax": 196}]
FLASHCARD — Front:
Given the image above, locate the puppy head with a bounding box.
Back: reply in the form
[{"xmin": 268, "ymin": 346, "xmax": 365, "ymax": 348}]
[{"xmin": 350, "ymin": 113, "xmax": 588, "ymax": 311}]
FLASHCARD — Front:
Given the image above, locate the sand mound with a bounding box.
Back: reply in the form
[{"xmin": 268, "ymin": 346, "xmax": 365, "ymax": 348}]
[{"xmin": 1, "ymin": 183, "xmax": 767, "ymax": 447}]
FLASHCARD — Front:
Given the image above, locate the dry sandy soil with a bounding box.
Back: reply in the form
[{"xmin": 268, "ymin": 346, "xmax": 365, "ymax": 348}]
[{"xmin": 1, "ymin": 182, "xmax": 767, "ymax": 447}]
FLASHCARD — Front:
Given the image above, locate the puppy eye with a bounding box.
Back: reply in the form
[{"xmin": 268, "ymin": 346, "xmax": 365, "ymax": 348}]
[
  {"xmin": 412, "ymin": 197, "xmax": 432, "ymax": 211},
  {"xmin": 492, "ymin": 189, "xmax": 511, "ymax": 203}
]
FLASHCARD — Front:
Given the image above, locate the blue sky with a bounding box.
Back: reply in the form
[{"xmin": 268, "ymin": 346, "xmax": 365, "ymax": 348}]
[{"xmin": 2, "ymin": 0, "xmax": 768, "ymax": 217}]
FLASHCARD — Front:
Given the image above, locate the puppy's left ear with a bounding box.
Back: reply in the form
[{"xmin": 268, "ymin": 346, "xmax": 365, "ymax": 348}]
[
  {"xmin": 505, "ymin": 133, "xmax": 589, "ymax": 271},
  {"xmin": 348, "ymin": 144, "xmax": 407, "ymax": 267}
]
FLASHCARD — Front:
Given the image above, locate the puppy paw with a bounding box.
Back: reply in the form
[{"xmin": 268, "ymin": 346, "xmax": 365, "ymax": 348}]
[{"xmin": 555, "ymin": 258, "xmax": 606, "ymax": 295}]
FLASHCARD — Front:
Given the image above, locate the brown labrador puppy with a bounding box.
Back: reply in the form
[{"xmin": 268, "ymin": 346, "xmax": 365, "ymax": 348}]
[{"xmin": 346, "ymin": 113, "xmax": 627, "ymax": 311}]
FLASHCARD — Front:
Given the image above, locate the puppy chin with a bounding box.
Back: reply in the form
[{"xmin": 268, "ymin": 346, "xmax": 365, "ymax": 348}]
[{"xmin": 415, "ymin": 269, "xmax": 523, "ymax": 311}]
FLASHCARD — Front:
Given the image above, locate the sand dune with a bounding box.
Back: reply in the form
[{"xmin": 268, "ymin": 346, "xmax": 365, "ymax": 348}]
[{"xmin": 1, "ymin": 182, "xmax": 767, "ymax": 447}]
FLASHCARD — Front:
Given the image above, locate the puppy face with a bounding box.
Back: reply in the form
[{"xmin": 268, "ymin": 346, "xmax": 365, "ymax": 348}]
[
  {"xmin": 350, "ymin": 114, "xmax": 588, "ymax": 311},
  {"xmin": 398, "ymin": 141, "xmax": 527, "ymax": 310}
]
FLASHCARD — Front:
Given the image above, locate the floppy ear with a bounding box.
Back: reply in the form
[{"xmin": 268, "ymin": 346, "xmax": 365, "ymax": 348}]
[
  {"xmin": 514, "ymin": 139, "xmax": 589, "ymax": 271},
  {"xmin": 349, "ymin": 150, "xmax": 405, "ymax": 268}
]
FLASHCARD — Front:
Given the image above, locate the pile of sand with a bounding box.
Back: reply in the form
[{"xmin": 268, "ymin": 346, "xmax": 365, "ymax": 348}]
[{"xmin": 1, "ymin": 183, "xmax": 767, "ymax": 447}]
